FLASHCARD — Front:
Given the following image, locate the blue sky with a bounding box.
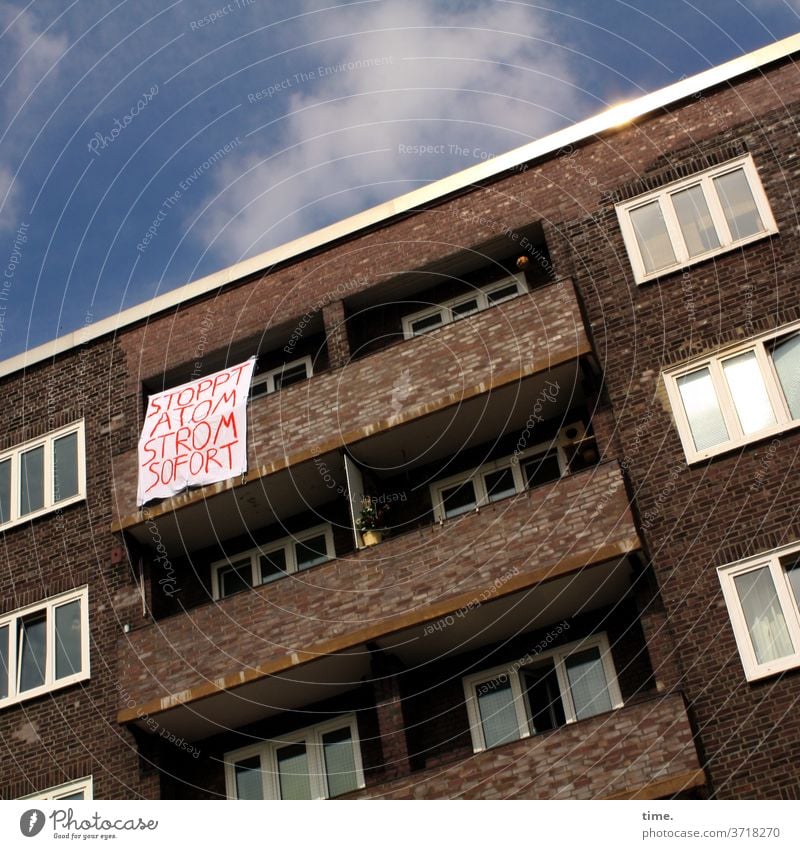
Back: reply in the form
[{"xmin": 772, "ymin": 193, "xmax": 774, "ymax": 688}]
[{"xmin": 0, "ymin": 0, "xmax": 798, "ymax": 358}]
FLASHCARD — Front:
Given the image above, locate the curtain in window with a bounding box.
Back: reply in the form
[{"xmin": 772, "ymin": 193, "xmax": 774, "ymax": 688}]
[
  {"xmin": 734, "ymin": 567, "xmax": 794, "ymax": 664},
  {"xmin": 322, "ymin": 727, "xmax": 358, "ymax": 798},
  {"xmin": 54, "ymin": 600, "xmax": 82, "ymax": 679},
  {"xmin": 53, "ymin": 432, "xmax": 79, "ymax": 502},
  {"xmin": 630, "ymin": 201, "xmax": 676, "ymax": 273},
  {"xmin": 234, "ymin": 757, "xmax": 263, "ymax": 800},
  {"xmin": 721, "ymin": 351, "xmax": 776, "ymax": 435},
  {"xmin": 713, "ymin": 168, "xmax": 763, "ymax": 240},
  {"xmin": 771, "ymin": 333, "xmax": 800, "ymax": 420},
  {"xmin": 18, "ymin": 614, "xmax": 46, "ymax": 691},
  {"xmin": 565, "ymin": 648, "xmax": 612, "ymax": 721},
  {"xmin": 672, "ymin": 185, "xmax": 720, "ymax": 256},
  {"xmin": 0, "ymin": 459, "xmax": 9, "ymax": 525},
  {"xmin": 0, "ymin": 624, "xmax": 8, "ymax": 700},
  {"xmin": 477, "ymin": 679, "xmax": 521, "ymax": 748},
  {"xmin": 677, "ymin": 368, "xmax": 729, "ymax": 451},
  {"xmin": 276, "ymin": 743, "xmax": 312, "ymax": 799}
]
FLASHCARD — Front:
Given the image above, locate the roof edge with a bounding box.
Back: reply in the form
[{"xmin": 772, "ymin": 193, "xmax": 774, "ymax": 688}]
[{"xmin": 3, "ymin": 32, "xmax": 799, "ymax": 380}]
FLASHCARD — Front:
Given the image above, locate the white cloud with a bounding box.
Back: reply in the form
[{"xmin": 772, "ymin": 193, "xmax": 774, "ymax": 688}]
[
  {"xmin": 0, "ymin": 3, "xmax": 69, "ymax": 229},
  {"xmin": 0, "ymin": 3, "xmax": 69, "ymax": 112},
  {"xmin": 191, "ymin": 0, "xmax": 583, "ymax": 260},
  {"xmin": 0, "ymin": 164, "xmax": 20, "ymax": 231}
]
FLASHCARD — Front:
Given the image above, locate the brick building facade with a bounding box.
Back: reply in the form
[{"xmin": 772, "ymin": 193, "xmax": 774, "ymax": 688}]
[{"xmin": 1, "ymin": 35, "xmax": 799, "ymax": 800}]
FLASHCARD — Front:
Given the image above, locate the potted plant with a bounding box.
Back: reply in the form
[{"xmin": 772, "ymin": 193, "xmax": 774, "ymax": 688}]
[{"xmin": 355, "ymin": 496, "xmax": 390, "ymax": 547}]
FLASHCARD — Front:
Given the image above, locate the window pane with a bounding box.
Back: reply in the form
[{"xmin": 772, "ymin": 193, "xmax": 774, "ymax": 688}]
[
  {"xmin": 486, "ymin": 283, "xmax": 520, "ymax": 304},
  {"xmin": 476, "ymin": 678, "xmax": 520, "ymax": 748},
  {"xmin": 522, "ymin": 661, "xmax": 566, "ymax": 734},
  {"xmin": 714, "ymin": 168, "xmax": 764, "ymax": 240},
  {"xmin": 53, "ymin": 432, "xmax": 79, "ymax": 502},
  {"xmin": 55, "ymin": 600, "xmax": 82, "ymax": 680},
  {"xmin": 771, "ymin": 333, "xmax": 800, "ymax": 420},
  {"xmin": 250, "ymin": 378, "xmax": 270, "ymax": 398},
  {"xmin": 0, "ymin": 624, "xmax": 8, "ymax": 700},
  {"xmin": 410, "ymin": 312, "xmax": 443, "ymax": 335},
  {"xmin": 234, "ymin": 756, "xmax": 263, "ymax": 800},
  {"xmin": 722, "ymin": 351, "xmax": 776, "ymax": 435},
  {"xmin": 785, "ymin": 557, "xmax": 800, "ymax": 611},
  {"xmin": 734, "ymin": 566, "xmax": 794, "ymax": 665},
  {"xmin": 276, "ymin": 743, "xmax": 312, "ymax": 799},
  {"xmin": 676, "ymin": 368, "xmax": 729, "ymax": 451},
  {"xmin": 440, "ymin": 479, "xmax": 477, "ymax": 518},
  {"xmin": 523, "ymin": 450, "xmax": 562, "ymax": 489},
  {"xmin": 20, "ymin": 446, "xmax": 44, "ymax": 516},
  {"xmin": 219, "ymin": 559, "xmax": 252, "ymax": 597},
  {"xmin": 322, "ymin": 726, "xmax": 358, "ymax": 798},
  {"xmin": 565, "ymin": 647, "xmax": 613, "ymax": 721},
  {"xmin": 295, "ymin": 534, "xmax": 329, "ymax": 570},
  {"xmin": 672, "ymin": 184, "xmax": 720, "ymax": 256},
  {"xmin": 55, "ymin": 791, "xmax": 86, "ymax": 801},
  {"xmin": 274, "ymin": 362, "xmax": 309, "ymax": 390},
  {"xmin": 629, "ymin": 201, "xmax": 676, "ymax": 273},
  {"xmin": 484, "ymin": 468, "xmax": 516, "ymax": 502},
  {"xmin": 450, "ymin": 298, "xmax": 480, "ymax": 318},
  {"xmin": 260, "ymin": 548, "xmax": 287, "ymax": 584},
  {"xmin": 0, "ymin": 459, "xmax": 10, "ymax": 525},
  {"xmin": 18, "ymin": 613, "xmax": 47, "ymax": 692}
]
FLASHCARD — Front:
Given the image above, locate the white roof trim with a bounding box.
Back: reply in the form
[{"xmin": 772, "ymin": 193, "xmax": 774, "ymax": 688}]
[{"xmin": 2, "ymin": 32, "xmax": 799, "ymax": 380}]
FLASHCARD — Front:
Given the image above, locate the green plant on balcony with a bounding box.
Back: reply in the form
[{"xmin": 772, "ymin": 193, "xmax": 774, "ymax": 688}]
[{"xmin": 355, "ymin": 496, "xmax": 390, "ymax": 546}]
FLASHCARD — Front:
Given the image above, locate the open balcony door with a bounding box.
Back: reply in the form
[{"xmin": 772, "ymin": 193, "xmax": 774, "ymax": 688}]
[{"xmin": 344, "ymin": 453, "xmax": 365, "ymax": 549}]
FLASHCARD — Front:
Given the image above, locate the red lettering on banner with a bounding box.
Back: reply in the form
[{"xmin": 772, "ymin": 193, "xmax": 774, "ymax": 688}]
[{"xmin": 137, "ymin": 358, "xmax": 256, "ymax": 506}]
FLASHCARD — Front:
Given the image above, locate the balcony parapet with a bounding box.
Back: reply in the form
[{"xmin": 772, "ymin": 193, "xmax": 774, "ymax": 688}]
[
  {"xmin": 111, "ymin": 279, "xmax": 590, "ymax": 530},
  {"xmin": 117, "ymin": 460, "xmax": 639, "ymax": 723},
  {"xmin": 348, "ymin": 693, "xmax": 704, "ymax": 800}
]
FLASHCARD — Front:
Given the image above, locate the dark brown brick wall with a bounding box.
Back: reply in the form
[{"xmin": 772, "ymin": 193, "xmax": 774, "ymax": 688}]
[
  {"xmin": 0, "ymin": 340, "xmax": 158, "ymax": 799},
  {"xmin": 543, "ymin": 68, "xmax": 800, "ymax": 798}
]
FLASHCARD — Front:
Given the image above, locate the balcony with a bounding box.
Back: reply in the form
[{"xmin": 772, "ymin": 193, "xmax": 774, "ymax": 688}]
[
  {"xmin": 111, "ymin": 278, "xmax": 591, "ymax": 534},
  {"xmin": 347, "ymin": 693, "xmax": 705, "ymax": 800},
  {"xmin": 117, "ymin": 460, "xmax": 641, "ymax": 738}
]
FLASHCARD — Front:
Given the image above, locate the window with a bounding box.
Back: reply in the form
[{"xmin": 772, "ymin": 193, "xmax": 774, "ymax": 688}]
[
  {"xmin": 225, "ymin": 715, "xmax": 365, "ymax": 799},
  {"xmin": 251, "ymin": 356, "xmax": 312, "ymax": 399},
  {"xmin": 463, "ymin": 634, "xmax": 623, "ymax": 752},
  {"xmin": 212, "ymin": 524, "xmax": 335, "ymax": 599},
  {"xmin": 718, "ymin": 542, "xmax": 800, "ymax": 681},
  {"xmin": 22, "ymin": 777, "xmax": 93, "ymax": 801},
  {"xmin": 402, "ymin": 274, "xmax": 528, "ymax": 339},
  {"xmin": 429, "ymin": 424, "xmax": 582, "ymax": 521},
  {"xmin": 616, "ymin": 155, "xmax": 777, "ymax": 284},
  {"xmin": 0, "ymin": 587, "xmax": 90, "ymax": 708},
  {"xmin": 0, "ymin": 421, "xmax": 86, "ymax": 531},
  {"xmin": 664, "ymin": 322, "xmax": 800, "ymax": 462}
]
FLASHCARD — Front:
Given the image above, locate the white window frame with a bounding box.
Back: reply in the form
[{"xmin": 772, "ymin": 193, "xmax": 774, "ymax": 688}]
[
  {"xmin": 211, "ymin": 524, "xmax": 335, "ymax": 599},
  {"xmin": 0, "ymin": 420, "xmax": 86, "ymax": 532},
  {"xmin": 429, "ymin": 424, "xmax": 583, "ymax": 522},
  {"xmin": 663, "ymin": 319, "xmax": 800, "ymax": 463},
  {"xmin": 616, "ymin": 154, "xmax": 777, "ymax": 284},
  {"xmin": 224, "ymin": 714, "xmax": 365, "ymax": 800},
  {"xmin": 22, "ymin": 776, "xmax": 93, "ymax": 800},
  {"xmin": 251, "ymin": 356, "xmax": 313, "ymax": 398},
  {"xmin": 0, "ymin": 586, "xmax": 90, "ymax": 709},
  {"xmin": 718, "ymin": 541, "xmax": 800, "ymax": 681},
  {"xmin": 463, "ymin": 633, "xmax": 623, "ymax": 753},
  {"xmin": 402, "ymin": 274, "xmax": 528, "ymax": 339}
]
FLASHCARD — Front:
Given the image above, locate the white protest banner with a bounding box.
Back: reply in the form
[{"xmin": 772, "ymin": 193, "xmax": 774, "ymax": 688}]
[{"xmin": 137, "ymin": 357, "xmax": 256, "ymax": 506}]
